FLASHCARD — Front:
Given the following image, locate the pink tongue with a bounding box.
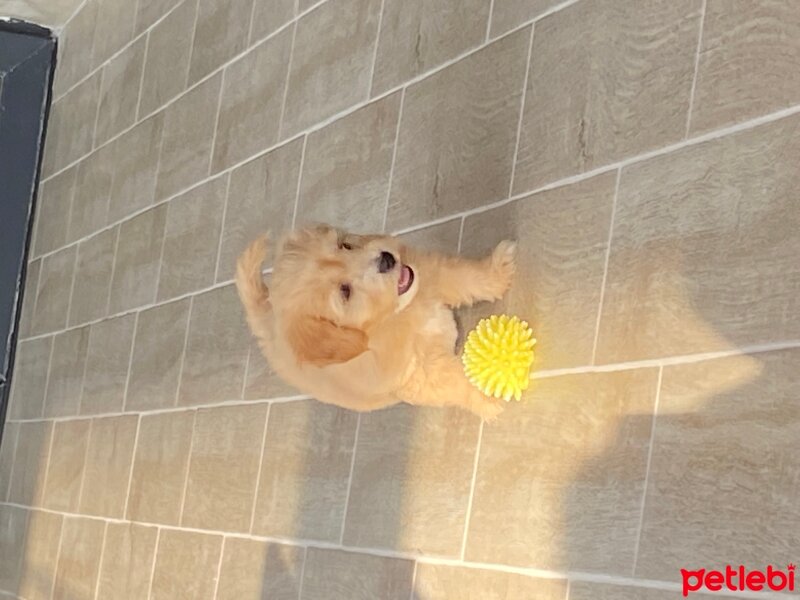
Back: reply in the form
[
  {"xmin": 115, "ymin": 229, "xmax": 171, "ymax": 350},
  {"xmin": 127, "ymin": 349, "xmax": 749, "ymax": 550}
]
[{"xmin": 398, "ymin": 266, "xmax": 410, "ymax": 290}]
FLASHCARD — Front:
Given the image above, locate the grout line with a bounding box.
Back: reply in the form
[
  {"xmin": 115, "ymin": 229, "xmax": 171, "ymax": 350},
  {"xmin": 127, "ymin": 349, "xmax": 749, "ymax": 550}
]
[
  {"xmin": 211, "ymin": 536, "xmax": 226, "ymax": 600},
  {"xmin": 408, "ymin": 560, "xmax": 418, "ymax": 600},
  {"xmin": 565, "ymin": 579, "xmax": 571, "ymax": 600},
  {"xmin": 174, "ymin": 294, "xmax": 193, "ymax": 408},
  {"xmin": 4, "ymin": 499, "xmax": 792, "ymax": 600},
  {"xmin": 339, "ymin": 413, "xmax": 362, "ymax": 544},
  {"xmin": 76, "ymin": 319, "xmax": 95, "ymax": 415},
  {"xmin": 1, "ymin": 425, "xmax": 18, "ymax": 503},
  {"xmin": 589, "ymin": 168, "xmax": 621, "ymax": 365},
  {"xmin": 456, "ymin": 215, "xmax": 466, "ymax": 254},
  {"xmin": 207, "ymin": 68, "xmax": 227, "ymax": 177},
  {"xmin": 247, "ymin": 404, "xmax": 270, "ymax": 534},
  {"xmin": 146, "ymin": 527, "xmax": 162, "ymax": 600},
  {"xmin": 48, "ymin": 513, "xmax": 66, "ymax": 599},
  {"xmin": 184, "ymin": 0, "xmax": 203, "ymax": 90},
  {"xmin": 368, "ymin": 0, "xmax": 387, "ymax": 97},
  {"xmin": 297, "ymin": 546, "xmax": 308, "ymax": 600},
  {"xmin": 240, "ymin": 345, "xmax": 253, "ymax": 400},
  {"xmin": 121, "ymin": 312, "xmax": 140, "ymax": 412},
  {"xmin": 685, "ymin": 0, "xmax": 708, "ymax": 138},
  {"xmin": 213, "ymin": 173, "xmax": 233, "ymax": 283},
  {"xmin": 290, "ymin": 135, "xmax": 308, "ymax": 228},
  {"xmin": 62, "ymin": 244, "xmax": 81, "ymax": 333},
  {"xmin": 631, "ymin": 366, "xmax": 662, "ymax": 576},
  {"xmin": 104, "ymin": 225, "xmax": 122, "ymax": 316},
  {"xmin": 381, "ymin": 88, "xmax": 405, "ymax": 233},
  {"xmin": 277, "ymin": 21, "xmax": 298, "ymax": 140},
  {"xmin": 507, "ymin": 22, "xmax": 534, "ymax": 199},
  {"xmin": 246, "ymin": 0, "xmax": 259, "ymax": 46},
  {"xmin": 177, "ymin": 410, "xmax": 198, "ymax": 526},
  {"xmin": 460, "ymin": 420, "xmax": 483, "ymax": 560},
  {"xmin": 92, "ymin": 521, "xmax": 109, "ymax": 600},
  {"xmin": 39, "ymin": 334, "xmax": 57, "ymax": 419},
  {"xmin": 55, "ymin": 0, "xmax": 91, "ymax": 33},
  {"xmin": 485, "ymin": 0, "xmax": 495, "ymax": 41},
  {"xmin": 74, "ymin": 418, "xmax": 94, "ymax": 511},
  {"xmin": 134, "ymin": 30, "xmax": 151, "ymax": 121},
  {"xmin": 90, "ymin": 65, "xmax": 106, "ymax": 150},
  {"xmin": 151, "ymin": 194, "xmax": 170, "ymax": 305},
  {"xmin": 121, "ymin": 414, "xmax": 142, "ymax": 520}
]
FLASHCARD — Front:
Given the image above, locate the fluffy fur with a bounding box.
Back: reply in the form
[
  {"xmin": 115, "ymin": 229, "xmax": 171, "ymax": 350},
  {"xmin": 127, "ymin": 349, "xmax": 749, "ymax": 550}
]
[{"xmin": 235, "ymin": 225, "xmax": 517, "ymax": 421}]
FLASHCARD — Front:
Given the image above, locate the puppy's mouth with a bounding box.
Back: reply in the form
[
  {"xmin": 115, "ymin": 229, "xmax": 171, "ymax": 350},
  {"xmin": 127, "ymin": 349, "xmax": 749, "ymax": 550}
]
[{"xmin": 397, "ymin": 265, "xmax": 414, "ymax": 295}]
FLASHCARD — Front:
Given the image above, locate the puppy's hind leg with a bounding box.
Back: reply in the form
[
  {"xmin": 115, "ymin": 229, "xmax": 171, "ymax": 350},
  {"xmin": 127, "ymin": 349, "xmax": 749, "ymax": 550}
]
[{"xmin": 397, "ymin": 352, "xmax": 504, "ymax": 422}]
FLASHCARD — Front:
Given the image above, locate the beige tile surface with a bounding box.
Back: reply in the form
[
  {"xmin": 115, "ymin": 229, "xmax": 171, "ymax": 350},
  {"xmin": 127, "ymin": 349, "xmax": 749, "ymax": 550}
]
[
  {"xmin": 33, "ymin": 167, "xmax": 76, "ymax": 257},
  {"xmin": 461, "ymin": 173, "xmax": 616, "ymax": 371},
  {"xmin": 43, "ymin": 327, "xmax": 89, "ymax": 419},
  {"xmin": 69, "ymin": 144, "xmax": 114, "ymax": 243},
  {"xmin": 155, "ymin": 73, "xmax": 222, "ymax": 201},
  {"xmin": 80, "ymin": 314, "xmax": 135, "ymax": 415},
  {"xmin": 212, "ymin": 28, "xmax": 293, "ymax": 172},
  {"xmin": 135, "ymin": 0, "xmax": 182, "ymax": 33},
  {"xmin": 8, "ymin": 421, "xmax": 51, "ymax": 507},
  {"xmin": 91, "ymin": 0, "xmax": 137, "ymax": 67},
  {"xmin": 0, "ymin": 505, "xmax": 28, "ymax": 593},
  {"xmin": 300, "ymin": 548, "xmax": 414, "ymax": 600},
  {"xmin": 0, "ymin": 423, "xmax": 18, "ymax": 501},
  {"xmin": 216, "ymin": 538, "xmax": 304, "ymax": 600},
  {"xmin": 637, "ymin": 349, "xmax": 800, "ymax": 579},
  {"xmin": 42, "ymin": 419, "xmax": 90, "ymax": 512},
  {"xmin": 68, "ymin": 227, "xmax": 116, "ymax": 326},
  {"xmin": 570, "ymin": 582, "xmax": 734, "ymax": 600},
  {"xmin": 413, "ymin": 564, "xmax": 567, "ymax": 600},
  {"xmin": 18, "ymin": 258, "xmax": 41, "ymax": 339},
  {"xmin": 32, "ymin": 245, "xmax": 76, "ymax": 335},
  {"xmin": 281, "ymin": 0, "xmax": 381, "ymax": 137},
  {"xmin": 397, "ymin": 219, "xmax": 461, "ymax": 254},
  {"xmin": 386, "ymin": 28, "xmax": 529, "ymax": 230},
  {"xmin": 8, "ymin": 337, "xmax": 52, "ymax": 420},
  {"xmin": 690, "ymin": 0, "xmax": 800, "ymax": 134},
  {"xmin": 344, "ymin": 405, "xmax": 479, "ymax": 555},
  {"xmin": 127, "ymin": 410, "xmax": 195, "ymax": 524},
  {"xmin": 182, "ymin": 404, "xmax": 268, "ymax": 531},
  {"xmin": 217, "ymin": 139, "xmax": 302, "ymax": 280},
  {"xmin": 108, "ymin": 114, "xmax": 164, "ymax": 222},
  {"xmin": 188, "ymin": 0, "xmax": 255, "ymax": 84},
  {"xmin": 488, "ymin": 0, "xmax": 562, "ymax": 37},
  {"xmin": 178, "ymin": 285, "xmax": 250, "ymax": 405},
  {"xmin": 138, "ymin": 0, "xmax": 197, "ymax": 117},
  {"xmin": 296, "ymin": 93, "xmax": 400, "ymax": 232},
  {"xmin": 513, "ymin": 0, "xmax": 701, "ymax": 193},
  {"xmin": 157, "ymin": 175, "xmax": 226, "ymax": 301},
  {"xmin": 18, "ymin": 510, "xmax": 63, "ymax": 600},
  {"xmin": 252, "ymin": 400, "xmax": 358, "ymax": 541},
  {"xmin": 52, "ymin": 517, "xmax": 105, "ymax": 600},
  {"xmin": 596, "ymin": 114, "xmax": 800, "ymax": 364},
  {"xmin": 126, "ymin": 299, "xmax": 191, "ymax": 411},
  {"xmin": 466, "ymin": 369, "xmax": 658, "ymax": 572},
  {"xmin": 96, "ymin": 522, "xmax": 158, "ymax": 600},
  {"xmin": 150, "ymin": 529, "xmax": 222, "ymax": 600},
  {"xmin": 109, "ymin": 205, "xmax": 167, "ymax": 314},
  {"xmin": 79, "ymin": 415, "xmax": 138, "ymax": 518},
  {"xmin": 372, "ymin": 0, "xmax": 490, "ymax": 94},
  {"xmin": 244, "ymin": 338, "xmax": 300, "ymax": 400},
  {"xmin": 250, "ymin": 0, "xmax": 294, "ymax": 41},
  {"xmin": 53, "ymin": 0, "xmax": 97, "ymax": 96},
  {"xmin": 95, "ymin": 36, "xmax": 146, "ymax": 146}
]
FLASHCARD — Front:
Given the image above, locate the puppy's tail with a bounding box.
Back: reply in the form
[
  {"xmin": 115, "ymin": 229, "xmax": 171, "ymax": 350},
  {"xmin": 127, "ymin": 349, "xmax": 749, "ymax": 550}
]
[{"xmin": 235, "ymin": 234, "xmax": 272, "ymax": 337}]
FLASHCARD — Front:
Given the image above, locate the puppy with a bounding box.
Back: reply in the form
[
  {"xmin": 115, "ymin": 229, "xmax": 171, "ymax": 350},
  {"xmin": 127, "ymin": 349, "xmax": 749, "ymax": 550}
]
[{"xmin": 235, "ymin": 225, "xmax": 516, "ymax": 421}]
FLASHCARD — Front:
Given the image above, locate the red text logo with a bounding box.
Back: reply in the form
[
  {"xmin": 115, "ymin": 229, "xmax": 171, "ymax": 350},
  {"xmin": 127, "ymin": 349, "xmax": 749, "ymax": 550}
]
[{"xmin": 681, "ymin": 564, "xmax": 795, "ymax": 596}]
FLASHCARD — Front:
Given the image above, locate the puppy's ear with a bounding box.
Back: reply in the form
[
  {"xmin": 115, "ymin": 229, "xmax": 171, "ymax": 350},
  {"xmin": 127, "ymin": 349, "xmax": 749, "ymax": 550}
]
[{"xmin": 287, "ymin": 315, "xmax": 367, "ymax": 366}]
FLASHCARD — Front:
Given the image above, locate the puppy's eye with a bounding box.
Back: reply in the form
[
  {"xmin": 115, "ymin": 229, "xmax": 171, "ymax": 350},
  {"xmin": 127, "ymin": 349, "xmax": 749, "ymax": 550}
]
[
  {"xmin": 339, "ymin": 242, "xmax": 353, "ymax": 250},
  {"xmin": 340, "ymin": 283, "xmax": 351, "ymax": 301}
]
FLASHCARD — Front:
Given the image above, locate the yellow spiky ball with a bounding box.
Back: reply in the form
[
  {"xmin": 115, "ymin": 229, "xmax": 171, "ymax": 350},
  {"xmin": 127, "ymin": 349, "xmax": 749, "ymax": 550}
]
[{"xmin": 462, "ymin": 315, "xmax": 536, "ymax": 402}]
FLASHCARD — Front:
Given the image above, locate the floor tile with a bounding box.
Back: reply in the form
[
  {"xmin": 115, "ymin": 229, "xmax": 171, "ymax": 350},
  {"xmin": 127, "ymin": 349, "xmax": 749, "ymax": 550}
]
[
  {"xmin": 32, "ymin": 245, "xmax": 76, "ymax": 336},
  {"xmin": 413, "ymin": 564, "xmax": 567, "ymax": 600},
  {"xmin": 244, "ymin": 338, "xmax": 300, "ymax": 400},
  {"xmin": 95, "ymin": 36, "xmax": 146, "ymax": 146},
  {"xmin": 69, "ymin": 144, "xmax": 114, "ymax": 243},
  {"xmin": 150, "ymin": 529, "xmax": 222, "ymax": 600},
  {"xmin": 488, "ymin": 0, "xmax": 562, "ymax": 37},
  {"xmin": 636, "ymin": 349, "xmax": 800, "ymax": 580},
  {"xmin": 182, "ymin": 403, "xmax": 268, "ymax": 532},
  {"xmin": 250, "ymin": 0, "xmax": 294, "ymax": 41},
  {"xmin": 157, "ymin": 175, "xmax": 226, "ymax": 301},
  {"xmin": 0, "ymin": 423, "xmax": 18, "ymax": 501},
  {"xmin": 42, "ymin": 419, "xmax": 91, "ymax": 512},
  {"xmin": 596, "ymin": 114, "xmax": 800, "ymax": 363},
  {"xmin": 126, "ymin": 299, "xmax": 191, "ymax": 411},
  {"xmin": 53, "ymin": 0, "xmax": 97, "ymax": 96},
  {"xmin": 33, "ymin": 167, "xmax": 76, "ymax": 258},
  {"xmin": 8, "ymin": 337, "xmax": 52, "ymax": 420},
  {"xmin": 135, "ymin": 0, "xmax": 182, "ymax": 34},
  {"xmin": 80, "ymin": 313, "xmax": 135, "ymax": 415},
  {"xmin": 17, "ymin": 259, "xmax": 41, "ymax": 339},
  {"xmin": 690, "ymin": 0, "xmax": 800, "ymax": 134},
  {"xmin": 212, "ymin": 27, "xmax": 293, "ymax": 172},
  {"xmin": 300, "ymin": 548, "xmax": 414, "ymax": 600},
  {"xmin": 79, "ymin": 415, "xmax": 138, "ymax": 518},
  {"xmin": 513, "ymin": 0, "xmax": 701, "ymax": 193},
  {"xmin": 127, "ymin": 410, "xmax": 195, "ymax": 524},
  {"xmin": 386, "ymin": 28, "xmax": 529, "ymax": 229},
  {"xmin": 43, "ymin": 327, "xmax": 90, "ymax": 419},
  {"xmin": 252, "ymin": 400, "xmax": 358, "ymax": 541},
  {"xmin": 96, "ymin": 522, "xmax": 158, "ymax": 600},
  {"xmin": 465, "ymin": 369, "xmax": 658, "ymax": 573},
  {"xmin": 91, "ymin": 0, "xmax": 137, "ymax": 67},
  {"xmin": 281, "ymin": 0, "xmax": 381, "ymax": 137},
  {"xmin": 68, "ymin": 227, "xmax": 116, "ymax": 327},
  {"xmin": 296, "ymin": 93, "xmax": 400, "ymax": 232},
  {"xmin": 0, "ymin": 505, "xmax": 28, "ymax": 592},
  {"xmin": 188, "ymin": 0, "xmax": 255, "ymax": 84},
  {"xmin": 460, "ymin": 173, "xmax": 616, "ymax": 371},
  {"xmin": 18, "ymin": 510, "xmax": 62, "ymax": 600},
  {"xmin": 397, "ymin": 219, "xmax": 461, "ymax": 255},
  {"xmin": 570, "ymin": 581, "xmax": 733, "ymax": 600},
  {"xmin": 8, "ymin": 421, "xmax": 51, "ymax": 507},
  {"xmin": 216, "ymin": 538, "xmax": 303, "ymax": 600},
  {"xmin": 52, "ymin": 517, "xmax": 105, "ymax": 600},
  {"xmin": 344, "ymin": 405, "xmax": 479, "ymax": 555}
]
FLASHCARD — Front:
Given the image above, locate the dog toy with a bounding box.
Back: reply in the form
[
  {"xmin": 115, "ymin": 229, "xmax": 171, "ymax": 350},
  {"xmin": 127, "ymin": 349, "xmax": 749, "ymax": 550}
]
[{"xmin": 462, "ymin": 315, "xmax": 536, "ymax": 401}]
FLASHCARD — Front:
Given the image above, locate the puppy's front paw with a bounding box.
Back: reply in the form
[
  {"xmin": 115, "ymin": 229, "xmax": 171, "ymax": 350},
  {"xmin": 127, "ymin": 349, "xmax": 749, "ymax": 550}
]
[
  {"xmin": 488, "ymin": 240, "xmax": 517, "ymax": 299},
  {"xmin": 477, "ymin": 398, "xmax": 505, "ymax": 423}
]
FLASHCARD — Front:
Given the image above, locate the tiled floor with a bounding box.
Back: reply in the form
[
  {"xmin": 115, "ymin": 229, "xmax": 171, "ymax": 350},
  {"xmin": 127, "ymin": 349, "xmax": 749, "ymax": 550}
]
[{"xmin": 1, "ymin": 0, "xmax": 799, "ymax": 598}]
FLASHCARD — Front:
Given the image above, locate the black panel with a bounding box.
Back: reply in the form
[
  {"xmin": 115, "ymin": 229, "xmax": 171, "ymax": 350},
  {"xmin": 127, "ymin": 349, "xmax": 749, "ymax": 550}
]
[{"xmin": 0, "ymin": 29, "xmax": 48, "ymax": 72}]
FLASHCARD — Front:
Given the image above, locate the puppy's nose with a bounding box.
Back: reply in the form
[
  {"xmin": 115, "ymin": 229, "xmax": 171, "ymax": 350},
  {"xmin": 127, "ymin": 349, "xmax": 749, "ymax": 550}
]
[{"xmin": 378, "ymin": 251, "xmax": 396, "ymax": 273}]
